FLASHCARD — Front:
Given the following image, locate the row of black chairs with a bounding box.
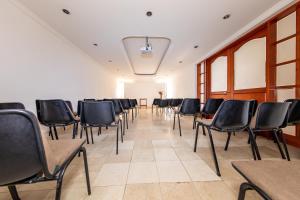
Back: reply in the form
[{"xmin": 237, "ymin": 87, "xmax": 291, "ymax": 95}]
[
  {"xmin": 36, "ymin": 99, "xmax": 139, "ymax": 153},
  {"xmin": 192, "ymin": 98, "xmax": 300, "ymax": 177},
  {"xmin": 152, "ymin": 98, "xmax": 183, "ymax": 113},
  {"xmin": 0, "ymin": 98, "xmax": 140, "ymax": 200}
]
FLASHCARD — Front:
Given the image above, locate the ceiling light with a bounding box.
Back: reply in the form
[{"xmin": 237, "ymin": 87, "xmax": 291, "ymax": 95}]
[
  {"xmin": 194, "ymin": 45, "xmax": 199, "ymax": 49},
  {"xmin": 146, "ymin": 11, "xmax": 152, "ymax": 17},
  {"xmin": 62, "ymin": 9, "xmax": 71, "ymax": 15},
  {"xmin": 223, "ymin": 14, "xmax": 231, "ymax": 20}
]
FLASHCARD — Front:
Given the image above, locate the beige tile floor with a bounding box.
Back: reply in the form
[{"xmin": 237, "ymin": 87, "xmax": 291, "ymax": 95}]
[{"xmin": 1, "ymin": 108, "xmax": 300, "ymax": 200}]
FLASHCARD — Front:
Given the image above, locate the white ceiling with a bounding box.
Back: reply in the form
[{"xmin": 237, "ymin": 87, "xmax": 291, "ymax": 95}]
[{"xmin": 17, "ymin": 0, "xmax": 282, "ymax": 76}]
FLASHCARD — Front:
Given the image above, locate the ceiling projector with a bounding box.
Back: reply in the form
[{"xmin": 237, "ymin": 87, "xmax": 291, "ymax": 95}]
[
  {"xmin": 140, "ymin": 37, "xmax": 152, "ymax": 55},
  {"xmin": 140, "ymin": 45, "xmax": 152, "ymax": 55}
]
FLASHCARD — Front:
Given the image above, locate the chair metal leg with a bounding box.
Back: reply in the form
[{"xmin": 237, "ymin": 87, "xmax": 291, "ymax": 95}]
[
  {"xmin": 49, "ymin": 127, "xmax": 54, "ymax": 140},
  {"xmin": 80, "ymin": 126, "xmax": 83, "ymax": 138},
  {"xmin": 72, "ymin": 124, "xmax": 77, "ymax": 139},
  {"xmin": 246, "ymin": 129, "xmax": 257, "ymax": 160},
  {"xmin": 85, "ymin": 127, "xmax": 90, "ymax": 144},
  {"xmin": 55, "ymin": 171, "xmax": 66, "ymax": 200},
  {"xmin": 273, "ymin": 130, "xmax": 286, "ymax": 159},
  {"xmin": 224, "ymin": 132, "xmax": 232, "ymax": 151},
  {"xmin": 53, "ymin": 126, "xmax": 59, "ymax": 140},
  {"xmin": 278, "ymin": 129, "xmax": 290, "ymax": 161},
  {"xmin": 193, "ymin": 115, "xmax": 196, "ymax": 129},
  {"xmin": 207, "ymin": 127, "xmax": 221, "ymax": 176},
  {"xmin": 90, "ymin": 128, "xmax": 94, "ymax": 144},
  {"xmin": 125, "ymin": 112, "xmax": 128, "ymax": 129},
  {"xmin": 120, "ymin": 121, "xmax": 123, "ymax": 143},
  {"xmin": 131, "ymin": 108, "xmax": 134, "ymax": 123},
  {"xmin": 8, "ymin": 185, "xmax": 20, "ymax": 200},
  {"xmin": 123, "ymin": 113, "xmax": 126, "ymax": 135},
  {"xmin": 202, "ymin": 125, "xmax": 206, "ymax": 136},
  {"xmin": 248, "ymin": 128, "xmax": 261, "ymax": 160},
  {"xmin": 177, "ymin": 114, "xmax": 182, "ymax": 136},
  {"xmin": 98, "ymin": 127, "xmax": 101, "ymax": 136},
  {"xmin": 81, "ymin": 147, "xmax": 91, "ymax": 195},
  {"xmin": 194, "ymin": 123, "xmax": 200, "ymax": 152},
  {"xmin": 238, "ymin": 182, "xmax": 253, "ymax": 200},
  {"xmin": 116, "ymin": 124, "xmax": 119, "ymax": 155},
  {"xmin": 173, "ymin": 113, "xmax": 176, "ymax": 130}
]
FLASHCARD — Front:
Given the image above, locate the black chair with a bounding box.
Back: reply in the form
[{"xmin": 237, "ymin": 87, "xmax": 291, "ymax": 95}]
[
  {"xmin": 0, "ymin": 109, "xmax": 91, "ymax": 200},
  {"xmin": 173, "ymin": 98, "xmax": 200, "ymax": 136},
  {"xmin": 194, "ymin": 100, "xmax": 259, "ymax": 176},
  {"xmin": 285, "ymin": 99, "xmax": 300, "ymax": 125},
  {"xmin": 152, "ymin": 98, "xmax": 161, "ymax": 113},
  {"xmin": 84, "ymin": 99, "xmax": 96, "ymax": 101},
  {"xmin": 158, "ymin": 99, "xmax": 169, "ymax": 114},
  {"xmin": 170, "ymin": 98, "xmax": 183, "ymax": 111},
  {"xmin": 129, "ymin": 99, "xmax": 136, "ymax": 122},
  {"xmin": 194, "ymin": 98, "xmax": 224, "ymax": 133},
  {"xmin": 80, "ymin": 101, "xmax": 122, "ymax": 154},
  {"xmin": 119, "ymin": 99, "xmax": 131, "ymax": 129},
  {"xmin": 232, "ymin": 160, "xmax": 300, "ymax": 200},
  {"xmin": 251, "ymin": 102, "xmax": 291, "ymax": 161},
  {"xmin": 36, "ymin": 99, "xmax": 79, "ymax": 140},
  {"xmin": 104, "ymin": 99, "xmax": 126, "ymax": 136},
  {"xmin": 198, "ymin": 98, "xmax": 224, "ymax": 119},
  {"xmin": 0, "ymin": 102, "xmax": 25, "ymax": 110},
  {"xmin": 134, "ymin": 99, "xmax": 139, "ymax": 112}
]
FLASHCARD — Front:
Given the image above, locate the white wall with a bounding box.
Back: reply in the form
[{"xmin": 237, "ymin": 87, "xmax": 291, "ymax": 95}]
[
  {"xmin": 234, "ymin": 37, "xmax": 266, "ymax": 90},
  {"xmin": 0, "ymin": 0, "xmax": 117, "ymax": 112},
  {"xmin": 124, "ymin": 79, "xmax": 166, "ymax": 106},
  {"xmin": 169, "ymin": 64, "xmax": 197, "ymax": 98},
  {"xmin": 211, "ymin": 56, "xmax": 228, "ymax": 92}
]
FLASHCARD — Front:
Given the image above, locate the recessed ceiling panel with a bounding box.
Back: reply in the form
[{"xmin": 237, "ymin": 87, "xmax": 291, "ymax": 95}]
[{"xmin": 122, "ymin": 36, "xmax": 171, "ymax": 75}]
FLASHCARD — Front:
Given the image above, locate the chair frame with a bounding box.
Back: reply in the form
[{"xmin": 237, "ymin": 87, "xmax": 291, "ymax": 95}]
[
  {"xmin": 193, "ymin": 100, "xmax": 261, "ymax": 176},
  {"xmin": 0, "ymin": 110, "xmax": 91, "ymax": 200},
  {"xmin": 232, "ymin": 164, "xmax": 272, "ymax": 200},
  {"xmin": 79, "ymin": 101, "xmax": 122, "ymax": 154},
  {"xmin": 36, "ymin": 100, "xmax": 79, "ymax": 140}
]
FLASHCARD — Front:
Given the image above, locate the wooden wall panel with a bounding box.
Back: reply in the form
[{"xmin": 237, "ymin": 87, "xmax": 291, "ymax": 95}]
[{"xmin": 196, "ymin": 1, "xmax": 300, "ymax": 147}]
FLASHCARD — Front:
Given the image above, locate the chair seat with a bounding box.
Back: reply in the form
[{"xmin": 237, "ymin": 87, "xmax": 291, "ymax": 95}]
[
  {"xmin": 232, "ymin": 160, "xmax": 300, "ymax": 200},
  {"xmin": 196, "ymin": 118, "xmax": 212, "ymax": 126},
  {"xmin": 46, "ymin": 139, "xmax": 85, "ymax": 174}
]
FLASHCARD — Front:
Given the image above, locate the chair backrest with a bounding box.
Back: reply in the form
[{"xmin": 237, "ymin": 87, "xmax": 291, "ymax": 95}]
[
  {"xmin": 104, "ymin": 99, "xmax": 124, "ymax": 115},
  {"xmin": 81, "ymin": 101, "xmax": 115, "ymax": 126},
  {"xmin": 249, "ymin": 99, "xmax": 258, "ymax": 117},
  {"xmin": 285, "ymin": 99, "xmax": 300, "ymax": 125},
  {"xmin": 179, "ymin": 98, "xmax": 200, "ymax": 115},
  {"xmin": 77, "ymin": 100, "xmax": 83, "ymax": 116},
  {"xmin": 211, "ymin": 100, "xmax": 251, "ymax": 131},
  {"xmin": 134, "ymin": 99, "xmax": 138, "ymax": 106},
  {"xmin": 36, "ymin": 99, "xmax": 75, "ymax": 125},
  {"xmin": 129, "ymin": 99, "xmax": 136, "ymax": 107},
  {"xmin": 254, "ymin": 102, "xmax": 290, "ymax": 130},
  {"xmin": 120, "ymin": 99, "xmax": 131, "ymax": 110},
  {"xmin": 65, "ymin": 100, "xmax": 74, "ymax": 112},
  {"xmin": 152, "ymin": 98, "xmax": 161, "ymax": 106},
  {"xmin": 202, "ymin": 98, "xmax": 224, "ymax": 115},
  {"xmin": 0, "ymin": 110, "xmax": 46, "ymax": 185},
  {"xmin": 0, "ymin": 102, "xmax": 25, "ymax": 110},
  {"xmin": 159, "ymin": 99, "xmax": 169, "ymax": 108},
  {"xmin": 170, "ymin": 98, "xmax": 183, "ymax": 107},
  {"xmin": 84, "ymin": 99, "xmax": 96, "ymax": 101}
]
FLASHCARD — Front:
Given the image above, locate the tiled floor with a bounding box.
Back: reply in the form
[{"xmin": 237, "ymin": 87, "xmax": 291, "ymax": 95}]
[{"xmin": 1, "ymin": 108, "xmax": 300, "ymax": 200}]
